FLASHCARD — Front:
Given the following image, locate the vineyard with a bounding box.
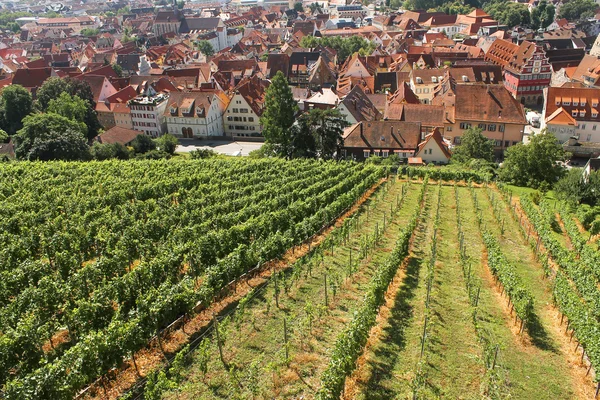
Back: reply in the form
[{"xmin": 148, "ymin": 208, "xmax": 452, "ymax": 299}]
[{"xmin": 0, "ymin": 160, "xmax": 597, "ymax": 400}]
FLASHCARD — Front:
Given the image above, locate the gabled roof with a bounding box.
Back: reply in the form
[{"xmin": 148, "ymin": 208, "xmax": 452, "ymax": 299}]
[
  {"xmin": 343, "ymin": 120, "xmax": 422, "ymax": 150},
  {"xmin": 545, "ymin": 107, "xmax": 577, "ymax": 125},
  {"xmin": 12, "ymin": 67, "xmax": 56, "ymax": 89},
  {"xmin": 98, "ymin": 126, "xmax": 140, "ymax": 145},
  {"xmin": 387, "ymin": 82, "xmax": 420, "ymax": 105},
  {"xmin": 416, "ymin": 127, "xmax": 451, "ymax": 159},
  {"xmin": 340, "ymin": 85, "xmax": 381, "ymax": 122},
  {"xmin": 234, "ymin": 75, "xmax": 269, "ymax": 116},
  {"xmin": 453, "ymin": 84, "xmax": 526, "ymax": 124},
  {"xmin": 179, "ymin": 17, "xmax": 221, "ymax": 33}
]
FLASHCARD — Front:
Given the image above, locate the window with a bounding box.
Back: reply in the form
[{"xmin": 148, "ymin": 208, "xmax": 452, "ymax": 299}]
[
  {"xmin": 488, "ymin": 124, "xmax": 496, "ymax": 131},
  {"xmin": 240, "ymin": 108, "xmax": 249, "ymax": 113},
  {"xmin": 363, "ymin": 150, "xmax": 370, "ymax": 158},
  {"xmin": 594, "ymin": 125, "xmax": 597, "ymax": 131},
  {"xmin": 499, "ymin": 124, "xmax": 505, "ymax": 132},
  {"xmin": 574, "ymin": 101, "xmax": 579, "ymax": 106},
  {"xmin": 581, "ymin": 124, "xmax": 586, "ymax": 129},
  {"xmin": 454, "ymin": 137, "xmax": 461, "ymax": 144},
  {"xmin": 494, "ymin": 140, "xmax": 502, "ymax": 147},
  {"xmin": 382, "ymin": 150, "xmax": 389, "ymax": 158},
  {"xmin": 572, "ymin": 110, "xmax": 578, "ymax": 117},
  {"xmin": 581, "ymin": 100, "xmax": 587, "ymax": 106},
  {"xmin": 478, "ymin": 123, "xmax": 486, "ymax": 131},
  {"xmin": 594, "ymin": 101, "xmax": 599, "ymax": 107},
  {"xmin": 587, "ymin": 134, "xmax": 592, "ymax": 141},
  {"xmin": 504, "ymin": 141, "xmax": 510, "ymax": 147},
  {"xmin": 446, "ymin": 126, "xmax": 452, "ymax": 132},
  {"xmin": 232, "ymin": 108, "xmax": 239, "ymax": 113},
  {"xmin": 459, "ymin": 122, "xmax": 471, "ymax": 129},
  {"xmin": 512, "ymin": 141, "xmax": 519, "ymax": 146},
  {"xmin": 580, "ymin": 110, "xmax": 586, "ymax": 117},
  {"xmin": 248, "ymin": 117, "xmax": 254, "ymax": 122}
]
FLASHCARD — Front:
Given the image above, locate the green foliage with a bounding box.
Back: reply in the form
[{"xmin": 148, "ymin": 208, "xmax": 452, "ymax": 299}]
[
  {"xmin": 402, "ymin": 165, "xmax": 492, "ymax": 183},
  {"xmin": 117, "ymin": 5, "xmax": 131, "ymax": 15},
  {"xmin": 0, "ymin": 129, "xmax": 7, "ymax": 143},
  {"xmin": 13, "ymin": 113, "xmax": 90, "ymax": 161},
  {"xmin": 451, "ymin": 127, "xmax": 495, "ymax": 164},
  {"xmin": 144, "ymin": 370, "xmax": 177, "ymax": 400},
  {"xmin": 90, "ymin": 142, "xmax": 131, "ymax": 160},
  {"xmin": 531, "ymin": 1, "xmax": 555, "ymax": 29},
  {"xmin": 299, "ymin": 35, "xmax": 376, "ymax": 63},
  {"xmin": 260, "ymin": 71, "xmax": 298, "ymax": 157},
  {"xmin": 155, "ymin": 134, "xmax": 178, "ymax": 155},
  {"xmin": 484, "ymin": 0, "xmax": 531, "ymax": 27},
  {"xmin": 35, "ymin": 77, "xmax": 101, "ymax": 140},
  {"xmin": 499, "ymin": 132, "xmax": 567, "ymax": 188},
  {"xmin": 0, "ymin": 11, "xmax": 31, "ymax": 31},
  {"xmin": 196, "ymin": 40, "xmax": 215, "ymax": 57},
  {"xmin": 554, "ymin": 169, "xmax": 600, "ymax": 206},
  {"xmin": 294, "ymin": 1, "xmax": 304, "ymax": 11},
  {"xmin": 0, "ymin": 84, "xmax": 32, "ymax": 135},
  {"xmin": 558, "ymin": 0, "xmax": 597, "ymax": 20},
  {"xmin": 291, "ymin": 109, "xmax": 348, "ymax": 160},
  {"xmin": 436, "ymin": 1, "xmax": 475, "ymax": 15},
  {"xmin": 47, "ymin": 92, "xmax": 88, "ymax": 124},
  {"xmin": 80, "ymin": 28, "xmax": 99, "ymax": 37},
  {"xmin": 131, "ymin": 134, "xmax": 157, "ymax": 154},
  {"xmin": 112, "ymin": 63, "xmax": 123, "ymax": 77},
  {"xmin": 189, "ymin": 148, "xmax": 218, "ymax": 159}
]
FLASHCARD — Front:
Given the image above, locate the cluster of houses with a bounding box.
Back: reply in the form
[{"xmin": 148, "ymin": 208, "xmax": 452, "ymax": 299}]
[{"xmin": 1, "ymin": 1, "xmax": 600, "ymax": 163}]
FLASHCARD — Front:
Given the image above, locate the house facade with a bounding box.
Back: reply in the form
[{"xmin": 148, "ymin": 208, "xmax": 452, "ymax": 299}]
[
  {"xmin": 342, "ymin": 121, "xmax": 422, "ymax": 161},
  {"xmin": 129, "ymin": 93, "xmax": 169, "ymax": 137},
  {"xmin": 542, "ymin": 86, "xmax": 600, "ymax": 143},
  {"xmin": 165, "ymin": 91, "xmax": 228, "ymax": 138}
]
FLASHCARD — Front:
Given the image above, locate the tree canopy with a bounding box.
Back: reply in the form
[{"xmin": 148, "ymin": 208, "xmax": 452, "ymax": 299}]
[
  {"xmin": 47, "ymin": 92, "xmax": 89, "ymax": 124},
  {"xmin": 196, "ymin": 40, "xmax": 215, "ymax": 58},
  {"xmin": 13, "ymin": 113, "xmax": 90, "ymax": 161},
  {"xmin": 260, "ymin": 71, "xmax": 298, "ymax": 157},
  {"xmin": 131, "ymin": 134, "xmax": 157, "ymax": 154},
  {"xmin": 559, "ymin": 0, "xmax": 598, "ymax": 20},
  {"xmin": 451, "ymin": 127, "xmax": 495, "ymax": 164},
  {"xmin": 299, "ymin": 36, "xmax": 376, "ymax": 63},
  {"xmin": 499, "ymin": 132, "xmax": 567, "ymax": 188},
  {"xmin": 554, "ymin": 168, "xmax": 600, "ymax": 206},
  {"xmin": 294, "ymin": 2, "xmax": 304, "ymax": 11},
  {"xmin": 35, "ymin": 77, "xmax": 101, "ymax": 140},
  {"xmin": 155, "ymin": 134, "xmax": 178, "ymax": 155},
  {"xmin": 484, "ymin": 0, "xmax": 531, "ymax": 27},
  {"xmin": 531, "ymin": 1, "xmax": 555, "ymax": 30},
  {"xmin": 0, "ymin": 84, "xmax": 32, "ymax": 135}
]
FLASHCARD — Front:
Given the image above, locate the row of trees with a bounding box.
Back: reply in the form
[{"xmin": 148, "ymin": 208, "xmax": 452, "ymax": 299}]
[{"xmin": 259, "ymin": 72, "xmax": 347, "ymax": 159}]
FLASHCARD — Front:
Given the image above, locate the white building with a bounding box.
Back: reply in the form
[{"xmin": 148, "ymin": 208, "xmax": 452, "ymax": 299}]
[
  {"xmin": 129, "ymin": 93, "xmax": 170, "ymax": 137},
  {"xmin": 164, "ymin": 91, "xmax": 229, "ymax": 138},
  {"xmin": 224, "ymin": 76, "xmax": 269, "ymax": 138}
]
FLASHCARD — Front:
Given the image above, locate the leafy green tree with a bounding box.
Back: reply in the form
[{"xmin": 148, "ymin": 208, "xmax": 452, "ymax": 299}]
[
  {"xmin": 47, "ymin": 92, "xmax": 88, "ymax": 123},
  {"xmin": 117, "ymin": 6, "xmax": 131, "ymax": 15},
  {"xmin": 302, "ymin": 109, "xmax": 348, "ymax": 159},
  {"xmin": 80, "ymin": 28, "xmax": 99, "ymax": 36},
  {"xmin": 13, "ymin": 113, "xmax": 91, "ymax": 161},
  {"xmin": 196, "ymin": 40, "xmax": 214, "ymax": 57},
  {"xmin": 90, "ymin": 142, "xmax": 131, "ymax": 160},
  {"xmin": 437, "ymin": 1, "xmax": 475, "ymax": 15},
  {"xmin": 555, "ymin": 168, "xmax": 600, "ymax": 206},
  {"xmin": 112, "ymin": 63, "xmax": 123, "ymax": 77},
  {"xmin": 131, "ymin": 134, "xmax": 157, "ymax": 154},
  {"xmin": 484, "ymin": 0, "xmax": 530, "ymax": 27},
  {"xmin": 189, "ymin": 148, "xmax": 217, "ymax": 159},
  {"xmin": 0, "ymin": 85, "xmax": 32, "ymax": 134},
  {"xmin": 451, "ymin": 127, "xmax": 495, "ymax": 164},
  {"xmin": 559, "ymin": 0, "xmax": 597, "ymax": 20},
  {"xmin": 155, "ymin": 133, "xmax": 178, "ymax": 154},
  {"xmin": 35, "ymin": 77, "xmax": 101, "ymax": 140},
  {"xmin": 260, "ymin": 71, "xmax": 297, "ymax": 157},
  {"xmin": 294, "ymin": 2, "xmax": 304, "ymax": 11},
  {"xmin": 0, "ymin": 129, "xmax": 7, "ymax": 143},
  {"xmin": 299, "ymin": 36, "xmax": 376, "ymax": 63},
  {"xmin": 499, "ymin": 131, "xmax": 567, "ymax": 188},
  {"xmin": 531, "ymin": 1, "xmax": 555, "ymax": 29},
  {"xmin": 309, "ymin": 2, "xmax": 322, "ymax": 13},
  {"xmin": 290, "ymin": 117, "xmax": 317, "ymax": 158}
]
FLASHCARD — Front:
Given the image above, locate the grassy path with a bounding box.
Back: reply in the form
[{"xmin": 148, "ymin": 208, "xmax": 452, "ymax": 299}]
[
  {"xmin": 350, "ymin": 183, "xmax": 436, "ymax": 399},
  {"xmin": 162, "ymin": 179, "xmax": 419, "ymax": 399},
  {"xmin": 471, "ymin": 188, "xmax": 578, "ymax": 399}
]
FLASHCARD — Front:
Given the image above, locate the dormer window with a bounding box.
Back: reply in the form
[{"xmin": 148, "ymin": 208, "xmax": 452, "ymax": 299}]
[
  {"xmin": 593, "ymin": 112, "xmax": 598, "ymax": 118},
  {"xmin": 170, "ymin": 106, "xmax": 177, "ymax": 114},
  {"xmin": 563, "ymin": 100, "xmax": 570, "ymax": 106},
  {"xmin": 572, "ymin": 110, "xmax": 578, "ymax": 117},
  {"xmin": 432, "ymin": 76, "xmax": 437, "ymax": 83},
  {"xmin": 582, "ymin": 100, "xmax": 587, "ymax": 106},
  {"xmin": 580, "ymin": 110, "xmax": 586, "ymax": 117},
  {"xmin": 573, "ymin": 101, "xmax": 579, "ymax": 106}
]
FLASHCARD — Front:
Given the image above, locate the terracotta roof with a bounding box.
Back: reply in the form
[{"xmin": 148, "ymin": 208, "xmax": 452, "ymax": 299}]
[
  {"xmin": 485, "ymin": 39, "xmax": 543, "ymax": 75},
  {"xmin": 343, "ymin": 121, "xmax": 422, "ymax": 150},
  {"xmin": 416, "ymin": 127, "xmax": 451, "ymax": 159},
  {"xmin": 545, "ymin": 107, "xmax": 578, "ymax": 125},
  {"xmin": 12, "ymin": 67, "xmax": 55, "ymax": 89},
  {"xmin": 340, "ymin": 85, "xmax": 381, "ymax": 122},
  {"xmin": 453, "ymin": 85, "xmax": 526, "ymax": 124},
  {"xmin": 106, "ymin": 85, "xmax": 137, "ymax": 103},
  {"xmin": 571, "ymin": 54, "xmax": 600, "ymax": 86},
  {"xmin": 544, "ymin": 86, "xmax": 600, "ymax": 124},
  {"xmin": 385, "ymin": 103, "xmax": 445, "ymax": 126},
  {"xmin": 387, "ymin": 82, "xmax": 420, "ymax": 105},
  {"xmin": 234, "ymin": 75, "xmax": 269, "ymax": 116},
  {"xmin": 98, "ymin": 126, "xmax": 140, "ymax": 145}
]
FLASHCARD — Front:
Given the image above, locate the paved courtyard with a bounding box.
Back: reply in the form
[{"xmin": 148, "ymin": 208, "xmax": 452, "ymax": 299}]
[{"xmin": 176, "ymin": 139, "xmax": 264, "ymax": 156}]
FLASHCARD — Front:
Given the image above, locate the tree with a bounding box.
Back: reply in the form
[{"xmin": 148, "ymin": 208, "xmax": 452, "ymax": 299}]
[
  {"xmin": 47, "ymin": 92, "xmax": 88, "ymax": 124},
  {"xmin": 0, "ymin": 85, "xmax": 33, "ymax": 135},
  {"xmin": 302, "ymin": 109, "xmax": 348, "ymax": 159},
  {"xmin": 80, "ymin": 28, "xmax": 99, "ymax": 37},
  {"xmin": 559, "ymin": 0, "xmax": 597, "ymax": 20},
  {"xmin": 555, "ymin": 169, "xmax": 600, "ymax": 206},
  {"xmin": 35, "ymin": 77, "xmax": 101, "ymax": 140},
  {"xmin": 309, "ymin": 2, "xmax": 322, "ymax": 13},
  {"xmin": 484, "ymin": 0, "xmax": 530, "ymax": 27},
  {"xmin": 196, "ymin": 40, "xmax": 214, "ymax": 58},
  {"xmin": 531, "ymin": 1, "xmax": 555, "ymax": 30},
  {"xmin": 0, "ymin": 129, "xmax": 7, "ymax": 143},
  {"xmin": 155, "ymin": 133, "xmax": 178, "ymax": 154},
  {"xmin": 112, "ymin": 63, "xmax": 123, "ymax": 77},
  {"xmin": 499, "ymin": 131, "xmax": 567, "ymax": 188},
  {"xmin": 299, "ymin": 36, "xmax": 376, "ymax": 63},
  {"xmin": 260, "ymin": 71, "xmax": 297, "ymax": 157},
  {"xmin": 290, "ymin": 117, "xmax": 317, "ymax": 158},
  {"xmin": 13, "ymin": 113, "xmax": 90, "ymax": 161},
  {"xmin": 189, "ymin": 148, "xmax": 217, "ymax": 159},
  {"xmin": 437, "ymin": 1, "xmax": 475, "ymax": 15},
  {"xmin": 451, "ymin": 127, "xmax": 495, "ymax": 163},
  {"xmin": 131, "ymin": 134, "xmax": 157, "ymax": 154},
  {"xmin": 90, "ymin": 142, "xmax": 131, "ymax": 160},
  {"xmin": 294, "ymin": 2, "xmax": 304, "ymax": 11}
]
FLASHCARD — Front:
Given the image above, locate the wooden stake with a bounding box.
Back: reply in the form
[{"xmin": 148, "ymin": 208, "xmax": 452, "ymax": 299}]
[
  {"xmin": 324, "ymin": 273, "xmax": 328, "ymax": 307},
  {"xmin": 284, "ymin": 317, "xmax": 289, "ymax": 365},
  {"xmin": 214, "ymin": 314, "xmax": 226, "ymax": 367}
]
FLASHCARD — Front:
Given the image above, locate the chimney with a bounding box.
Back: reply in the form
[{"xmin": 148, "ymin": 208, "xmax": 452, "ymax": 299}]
[{"xmin": 207, "ymin": 96, "xmax": 212, "ymax": 104}]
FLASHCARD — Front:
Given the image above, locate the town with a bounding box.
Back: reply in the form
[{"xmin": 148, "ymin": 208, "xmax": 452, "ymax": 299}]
[{"xmin": 2, "ymin": 0, "xmax": 600, "ymax": 399}]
